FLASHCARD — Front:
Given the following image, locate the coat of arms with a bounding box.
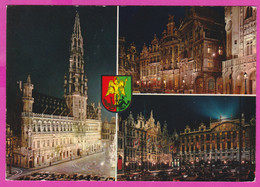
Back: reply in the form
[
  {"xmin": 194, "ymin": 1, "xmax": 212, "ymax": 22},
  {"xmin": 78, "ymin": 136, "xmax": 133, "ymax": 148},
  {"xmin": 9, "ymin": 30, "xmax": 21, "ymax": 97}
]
[{"xmin": 102, "ymin": 75, "xmax": 132, "ymax": 112}]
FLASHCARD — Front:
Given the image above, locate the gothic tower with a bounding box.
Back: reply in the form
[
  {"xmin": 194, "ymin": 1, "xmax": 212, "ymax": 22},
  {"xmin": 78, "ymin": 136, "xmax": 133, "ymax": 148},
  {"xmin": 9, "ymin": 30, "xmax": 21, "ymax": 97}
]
[
  {"xmin": 22, "ymin": 74, "xmax": 34, "ymax": 113},
  {"xmin": 65, "ymin": 12, "xmax": 88, "ymax": 119},
  {"xmin": 21, "ymin": 74, "xmax": 34, "ymax": 147}
]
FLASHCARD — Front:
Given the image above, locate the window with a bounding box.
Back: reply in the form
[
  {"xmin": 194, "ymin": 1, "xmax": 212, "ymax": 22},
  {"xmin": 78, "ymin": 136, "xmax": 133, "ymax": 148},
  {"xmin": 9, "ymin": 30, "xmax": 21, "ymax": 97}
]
[
  {"xmin": 246, "ymin": 40, "xmax": 253, "ymax": 55},
  {"xmin": 207, "ymin": 46, "xmax": 212, "ymax": 54},
  {"xmin": 218, "ymin": 46, "xmax": 223, "ymax": 55},
  {"xmin": 245, "ymin": 7, "xmax": 253, "ymax": 19}
]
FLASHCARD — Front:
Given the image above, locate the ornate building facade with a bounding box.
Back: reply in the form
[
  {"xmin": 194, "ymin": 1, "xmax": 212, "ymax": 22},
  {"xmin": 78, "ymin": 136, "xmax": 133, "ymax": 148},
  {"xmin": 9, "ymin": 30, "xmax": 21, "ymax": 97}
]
[
  {"xmin": 11, "ymin": 13, "xmax": 104, "ymax": 169},
  {"xmin": 118, "ymin": 110, "xmax": 255, "ymax": 173},
  {"xmin": 119, "ymin": 7, "xmax": 226, "ymax": 94},
  {"xmin": 175, "ymin": 115, "xmax": 256, "ymax": 167},
  {"xmin": 118, "ymin": 37, "xmax": 140, "ymax": 91},
  {"xmin": 117, "ymin": 111, "xmax": 172, "ymax": 173},
  {"xmin": 222, "ymin": 6, "xmax": 256, "ymax": 94},
  {"xmin": 102, "ymin": 117, "xmax": 116, "ymax": 168},
  {"xmin": 119, "ymin": 6, "xmax": 256, "ymax": 94}
]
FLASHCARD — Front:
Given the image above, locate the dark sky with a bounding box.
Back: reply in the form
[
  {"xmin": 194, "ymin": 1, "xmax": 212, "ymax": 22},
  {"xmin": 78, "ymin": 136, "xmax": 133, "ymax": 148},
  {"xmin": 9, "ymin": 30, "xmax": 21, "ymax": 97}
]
[
  {"xmin": 119, "ymin": 96, "xmax": 256, "ymax": 134},
  {"xmin": 119, "ymin": 6, "xmax": 224, "ymax": 52},
  {"xmin": 7, "ymin": 6, "xmax": 117, "ymax": 120}
]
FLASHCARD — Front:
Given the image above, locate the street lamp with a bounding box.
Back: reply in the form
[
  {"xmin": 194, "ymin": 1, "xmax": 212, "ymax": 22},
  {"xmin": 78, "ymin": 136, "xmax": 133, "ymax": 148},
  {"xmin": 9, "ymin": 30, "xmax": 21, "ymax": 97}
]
[
  {"xmin": 182, "ymin": 79, "xmax": 185, "ymax": 94},
  {"xmin": 244, "ymin": 72, "xmax": 248, "ymax": 94},
  {"xmin": 163, "ymin": 80, "xmax": 166, "ymax": 92}
]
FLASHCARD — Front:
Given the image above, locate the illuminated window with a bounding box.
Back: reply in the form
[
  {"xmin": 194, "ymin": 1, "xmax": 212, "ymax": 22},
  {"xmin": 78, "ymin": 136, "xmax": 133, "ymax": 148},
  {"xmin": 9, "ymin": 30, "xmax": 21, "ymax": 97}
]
[
  {"xmin": 208, "ymin": 60, "xmax": 213, "ymax": 68},
  {"xmin": 207, "ymin": 46, "xmax": 212, "ymax": 53},
  {"xmin": 218, "ymin": 46, "xmax": 223, "ymax": 55}
]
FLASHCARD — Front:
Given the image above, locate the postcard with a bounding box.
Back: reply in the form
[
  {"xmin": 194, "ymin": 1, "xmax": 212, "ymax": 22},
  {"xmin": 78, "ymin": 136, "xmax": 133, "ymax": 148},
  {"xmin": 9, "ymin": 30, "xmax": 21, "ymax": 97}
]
[{"xmin": 0, "ymin": 1, "xmax": 258, "ymax": 187}]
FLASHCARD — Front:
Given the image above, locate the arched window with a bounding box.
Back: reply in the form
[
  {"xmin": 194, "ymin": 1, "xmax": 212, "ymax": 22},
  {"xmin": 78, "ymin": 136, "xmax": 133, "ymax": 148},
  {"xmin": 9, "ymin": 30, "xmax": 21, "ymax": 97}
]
[
  {"xmin": 38, "ymin": 122, "xmax": 41, "ymax": 132},
  {"xmin": 245, "ymin": 7, "xmax": 253, "ymax": 19},
  {"xmin": 48, "ymin": 123, "xmax": 51, "ymax": 132}
]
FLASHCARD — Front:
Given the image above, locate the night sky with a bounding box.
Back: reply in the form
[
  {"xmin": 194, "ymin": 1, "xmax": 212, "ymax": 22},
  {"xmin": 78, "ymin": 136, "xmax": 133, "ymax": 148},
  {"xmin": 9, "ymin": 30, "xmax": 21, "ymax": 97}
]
[
  {"xmin": 119, "ymin": 96, "xmax": 256, "ymax": 134},
  {"xmin": 119, "ymin": 6, "xmax": 224, "ymax": 52},
  {"xmin": 7, "ymin": 6, "xmax": 117, "ymax": 120}
]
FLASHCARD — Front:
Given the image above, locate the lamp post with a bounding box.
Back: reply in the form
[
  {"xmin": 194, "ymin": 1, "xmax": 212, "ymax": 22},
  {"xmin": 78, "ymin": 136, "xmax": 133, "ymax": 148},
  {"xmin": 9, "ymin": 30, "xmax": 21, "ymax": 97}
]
[
  {"xmin": 163, "ymin": 80, "xmax": 166, "ymax": 92},
  {"xmin": 182, "ymin": 79, "xmax": 185, "ymax": 94},
  {"xmin": 137, "ymin": 80, "xmax": 140, "ymax": 92},
  {"xmin": 244, "ymin": 72, "xmax": 248, "ymax": 94}
]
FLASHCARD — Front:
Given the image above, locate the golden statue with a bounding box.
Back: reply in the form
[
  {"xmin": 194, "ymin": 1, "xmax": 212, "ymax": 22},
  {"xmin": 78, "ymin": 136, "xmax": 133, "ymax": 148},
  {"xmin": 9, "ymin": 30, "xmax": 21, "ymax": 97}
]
[{"xmin": 106, "ymin": 77, "xmax": 128, "ymax": 105}]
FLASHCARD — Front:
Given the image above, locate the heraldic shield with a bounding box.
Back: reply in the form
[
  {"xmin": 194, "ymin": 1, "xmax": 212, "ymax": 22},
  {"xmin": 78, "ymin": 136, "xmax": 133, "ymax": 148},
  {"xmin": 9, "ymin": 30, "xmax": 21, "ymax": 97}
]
[{"xmin": 101, "ymin": 75, "xmax": 132, "ymax": 112}]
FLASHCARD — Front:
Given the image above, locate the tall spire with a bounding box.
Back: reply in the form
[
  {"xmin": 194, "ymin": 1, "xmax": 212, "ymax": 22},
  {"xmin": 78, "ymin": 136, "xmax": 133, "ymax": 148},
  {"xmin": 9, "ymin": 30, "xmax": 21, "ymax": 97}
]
[
  {"xmin": 66, "ymin": 11, "xmax": 87, "ymax": 96},
  {"xmin": 71, "ymin": 12, "xmax": 84, "ymax": 55},
  {"xmin": 65, "ymin": 12, "xmax": 88, "ymax": 119}
]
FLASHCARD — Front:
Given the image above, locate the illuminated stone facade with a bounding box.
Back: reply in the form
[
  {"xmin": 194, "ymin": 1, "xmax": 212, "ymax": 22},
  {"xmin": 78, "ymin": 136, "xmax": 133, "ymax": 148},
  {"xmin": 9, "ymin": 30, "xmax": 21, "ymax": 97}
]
[
  {"xmin": 175, "ymin": 115, "xmax": 256, "ymax": 167},
  {"xmin": 222, "ymin": 6, "xmax": 256, "ymax": 94},
  {"xmin": 12, "ymin": 13, "xmax": 103, "ymax": 169},
  {"xmin": 119, "ymin": 6, "xmax": 256, "ymax": 95},
  {"xmin": 119, "ymin": 7, "xmax": 226, "ymax": 94},
  {"xmin": 102, "ymin": 117, "xmax": 116, "ymax": 148},
  {"xmin": 117, "ymin": 111, "xmax": 172, "ymax": 173}
]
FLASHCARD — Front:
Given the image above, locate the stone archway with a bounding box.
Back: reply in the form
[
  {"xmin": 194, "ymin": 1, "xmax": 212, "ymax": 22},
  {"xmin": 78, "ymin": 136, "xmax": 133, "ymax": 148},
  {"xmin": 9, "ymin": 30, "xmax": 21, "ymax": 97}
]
[
  {"xmin": 248, "ymin": 70, "xmax": 256, "ymax": 94},
  {"xmin": 223, "ymin": 72, "xmax": 233, "ymax": 94},
  {"xmin": 234, "ymin": 71, "xmax": 244, "ymax": 94},
  {"xmin": 206, "ymin": 77, "xmax": 215, "ymax": 94}
]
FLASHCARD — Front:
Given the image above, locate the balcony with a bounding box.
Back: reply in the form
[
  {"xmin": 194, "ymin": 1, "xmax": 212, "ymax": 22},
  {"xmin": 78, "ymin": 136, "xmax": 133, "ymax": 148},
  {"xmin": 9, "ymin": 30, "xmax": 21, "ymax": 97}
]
[
  {"xmin": 202, "ymin": 67, "xmax": 221, "ymax": 72},
  {"xmin": 222, "ymin": 54, "xmax": 256, "ymax": 69}
]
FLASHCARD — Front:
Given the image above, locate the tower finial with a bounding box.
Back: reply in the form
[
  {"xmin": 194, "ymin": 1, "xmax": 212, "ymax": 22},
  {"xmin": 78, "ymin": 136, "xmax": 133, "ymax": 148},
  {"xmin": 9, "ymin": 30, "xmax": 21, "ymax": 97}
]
[{"xmin": 27, "ymin": 74, "xmax": 31, "ymax": 84}]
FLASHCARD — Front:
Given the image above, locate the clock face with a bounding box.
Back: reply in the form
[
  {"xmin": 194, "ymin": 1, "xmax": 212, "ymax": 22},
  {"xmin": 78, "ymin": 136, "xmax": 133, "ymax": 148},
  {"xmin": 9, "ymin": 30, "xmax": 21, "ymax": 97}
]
[{"xmin": 225, "ymin": 20, "xmax": 232, "ymax": 31}]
